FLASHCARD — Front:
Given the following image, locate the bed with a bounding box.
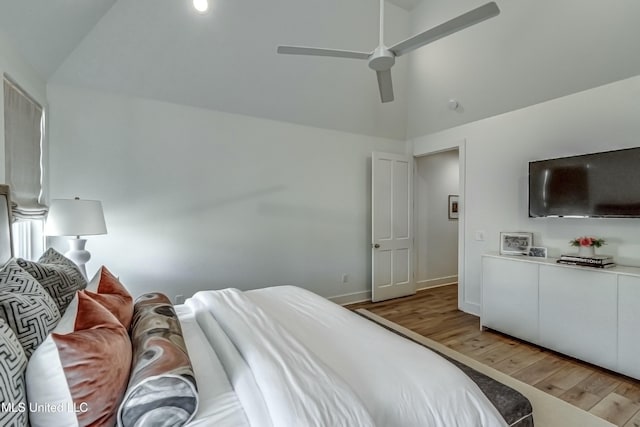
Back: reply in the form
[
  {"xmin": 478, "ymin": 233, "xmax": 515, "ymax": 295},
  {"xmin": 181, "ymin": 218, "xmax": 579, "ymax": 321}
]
[{"xmin": 0, "ymin": 184, "xmax": 533, "ymax": 426}]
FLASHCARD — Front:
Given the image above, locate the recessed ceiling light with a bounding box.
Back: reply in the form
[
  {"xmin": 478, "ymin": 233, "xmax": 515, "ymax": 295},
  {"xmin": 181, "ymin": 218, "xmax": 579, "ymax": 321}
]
[{"xmin": 193, "ymin": 0, "xmax": 209, "ymax": 13}]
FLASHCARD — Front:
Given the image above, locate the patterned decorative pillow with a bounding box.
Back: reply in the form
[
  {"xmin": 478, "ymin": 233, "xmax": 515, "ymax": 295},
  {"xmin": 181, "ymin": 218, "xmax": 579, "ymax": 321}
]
[
  {"xmin": 0, "ymin": 319, "xmax": 28, "ymax": 427},
  {"xmin": 84, "ymin": 266, "xmax": 133, "ymax": 330},
  {"xmin": 17, "ymin": 247, "xmax": 87, "ymax": 314},
  {"xmin": 118, "ymin": 292, "xmax": 198, "ymax": 427},
  {"xmin": 26, "ymin": 291, "xmax": 131, "ymax": 427},
  {"xmin": 0, "ymin": 261, "xmax": 61, "ymax": 358}
]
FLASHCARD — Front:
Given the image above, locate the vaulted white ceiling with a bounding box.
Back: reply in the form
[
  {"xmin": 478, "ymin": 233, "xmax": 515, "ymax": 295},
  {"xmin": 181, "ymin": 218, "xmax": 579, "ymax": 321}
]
[
  {"xmin": 1, "ymin": 0, "xmax": 418, "ymax": 140},
  {"xmin": 1, "ymin": 0, "xmax": 639, "ymax": 140},
  {"xmin": 0, "ymin": 0, "xmax": 418, "ymax": 81},
  {"xmin": 51, "ymin": 0, "xmax": 413, "ymax": 139},
  {"xmin": 405, "ymin": 0, "xmax": 640, "ymax": 137},
  {"xmin": 0, "ymin": 0, "xmax": 117, "ymax": 79}
]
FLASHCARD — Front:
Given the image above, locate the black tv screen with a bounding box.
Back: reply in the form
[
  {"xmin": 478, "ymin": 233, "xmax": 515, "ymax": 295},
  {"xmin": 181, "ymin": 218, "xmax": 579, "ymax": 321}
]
[{"xmin": 529, "ymin": 147, "xmax": 640, "ymax": 218}]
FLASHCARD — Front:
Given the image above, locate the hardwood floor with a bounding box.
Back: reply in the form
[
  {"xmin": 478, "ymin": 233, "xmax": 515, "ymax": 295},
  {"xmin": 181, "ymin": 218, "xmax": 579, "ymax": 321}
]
[{"xmin": 347, "ymin": 284, "xmax": 640, "ymax": 427}]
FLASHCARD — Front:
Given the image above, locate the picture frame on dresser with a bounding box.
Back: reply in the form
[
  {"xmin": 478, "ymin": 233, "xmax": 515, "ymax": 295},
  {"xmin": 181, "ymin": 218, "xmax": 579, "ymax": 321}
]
[
  {"xmin": 528, "ymin": 246, "xmax": 547, "ymax": 258},
  {"xmin": 499, "ymin": 232, "xmax": 533, "ymax": 255}
]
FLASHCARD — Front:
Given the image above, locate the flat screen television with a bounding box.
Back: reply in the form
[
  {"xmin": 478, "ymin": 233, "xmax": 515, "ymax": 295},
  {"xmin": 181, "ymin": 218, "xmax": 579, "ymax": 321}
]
[{"xmin": 529, "ymin": 147, "xmax": 640, "ymax": 218}]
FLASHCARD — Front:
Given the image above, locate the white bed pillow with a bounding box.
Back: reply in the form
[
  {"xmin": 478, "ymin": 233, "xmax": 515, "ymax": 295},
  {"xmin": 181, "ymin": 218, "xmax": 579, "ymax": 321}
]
[{"xmin": 53, "ymin": 293, "xmax": 78, "ymax": 334}]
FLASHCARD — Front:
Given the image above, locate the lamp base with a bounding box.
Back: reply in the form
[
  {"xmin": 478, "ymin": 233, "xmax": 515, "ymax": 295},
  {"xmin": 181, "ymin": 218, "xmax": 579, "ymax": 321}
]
[{"xmin": 65, "ymin": 238, "xmax": 90, "ymax": 279}]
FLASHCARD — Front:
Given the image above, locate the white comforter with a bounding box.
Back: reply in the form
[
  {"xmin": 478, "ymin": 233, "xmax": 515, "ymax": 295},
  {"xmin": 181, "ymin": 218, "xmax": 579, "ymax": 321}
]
[
  {"xmin": 186, "ymin": 285, "xmax": 507, "ymax": 427},
  {"xmin": 188, "ymin": 289, "xmax": 375, "ymax": 427}
]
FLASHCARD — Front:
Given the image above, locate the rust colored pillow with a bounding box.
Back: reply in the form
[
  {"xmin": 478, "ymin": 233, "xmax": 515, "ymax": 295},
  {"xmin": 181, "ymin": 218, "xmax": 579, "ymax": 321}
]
[
  {"xmin": 26, "ymin": 291, "xmax": 132, "ymax": 427},
  {"xmin": 85, "ymin": 266, "xmax": 133, "ymax": 330}
]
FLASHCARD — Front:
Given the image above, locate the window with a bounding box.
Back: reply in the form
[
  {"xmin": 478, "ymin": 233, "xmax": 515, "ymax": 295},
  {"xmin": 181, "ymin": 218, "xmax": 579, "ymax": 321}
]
[
  {"xmin": 12, "ymin": 219, "xmax": 44, "ymax": 260},
  {"xmin": 3, "ymin": 75, "xmax": 47, "ymax": 259}
]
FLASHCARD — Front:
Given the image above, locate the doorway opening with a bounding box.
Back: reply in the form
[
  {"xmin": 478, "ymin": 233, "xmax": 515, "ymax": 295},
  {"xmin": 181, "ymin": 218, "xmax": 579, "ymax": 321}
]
[{"xmin": 414, "ymin": 148, "xmax": 461, "ymax": 304}]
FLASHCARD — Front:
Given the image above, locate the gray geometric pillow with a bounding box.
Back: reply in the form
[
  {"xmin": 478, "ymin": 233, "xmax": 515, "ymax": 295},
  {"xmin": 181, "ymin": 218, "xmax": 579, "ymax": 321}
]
[
  {"xmin": 0, "ymin": 261, "xmax": 61, "ymax": 358},
  {"xmin": 0, "ymin": 319, "xmax": 28, "ymax": 427},
  {"xmin": 17, "ymin": 248, "xmax": 87, "ymax": 314}
]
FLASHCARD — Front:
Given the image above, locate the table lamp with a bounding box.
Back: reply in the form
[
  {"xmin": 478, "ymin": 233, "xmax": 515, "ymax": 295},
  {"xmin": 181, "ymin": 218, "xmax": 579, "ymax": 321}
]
[{"xmin": 44, "ymin": 197, "xmax": 107, "ymax": 278}]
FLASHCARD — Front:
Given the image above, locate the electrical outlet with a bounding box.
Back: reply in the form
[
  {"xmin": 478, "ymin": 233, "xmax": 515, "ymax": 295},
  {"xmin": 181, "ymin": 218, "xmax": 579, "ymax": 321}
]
[
  {"xmin": 175, "ymin": 294, "xmax": 185, "ymax": 304},
  {"xmin": 341, "ymin": 274, "xmax": 349, "ymax": 284}
]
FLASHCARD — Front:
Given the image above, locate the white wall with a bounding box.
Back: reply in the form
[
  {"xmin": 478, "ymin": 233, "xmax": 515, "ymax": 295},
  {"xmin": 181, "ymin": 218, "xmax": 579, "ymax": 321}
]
[
  {"xmin": 47, "ymin": 84, "xmax": 405, "ymax": 301},
  {"xmin": 413, "ymin": 75, "xmax": 640, "ymax": 315},
  {"xmin": 415, "ymin": 150, "xmax": 458, "ymax": 287}
]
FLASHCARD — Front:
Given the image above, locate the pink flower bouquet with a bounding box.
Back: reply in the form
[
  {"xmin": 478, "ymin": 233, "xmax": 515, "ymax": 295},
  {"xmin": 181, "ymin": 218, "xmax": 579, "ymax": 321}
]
[{"xmin": 569, "ymin": 236, "xmax": 606, "ymax": 248}]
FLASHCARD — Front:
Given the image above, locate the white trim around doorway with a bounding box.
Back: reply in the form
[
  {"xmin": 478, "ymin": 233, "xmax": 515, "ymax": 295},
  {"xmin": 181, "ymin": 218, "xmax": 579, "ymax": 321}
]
[{"xmin": 413, "ymin": 139, "xmax": 477, "ymax": 315}]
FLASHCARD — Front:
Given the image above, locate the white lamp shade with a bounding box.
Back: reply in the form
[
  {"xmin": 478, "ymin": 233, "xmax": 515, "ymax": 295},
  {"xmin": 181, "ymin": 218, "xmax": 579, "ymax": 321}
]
[{"xmin": 45, "ymin": 199, "xmax": 107, "ymax": 237}]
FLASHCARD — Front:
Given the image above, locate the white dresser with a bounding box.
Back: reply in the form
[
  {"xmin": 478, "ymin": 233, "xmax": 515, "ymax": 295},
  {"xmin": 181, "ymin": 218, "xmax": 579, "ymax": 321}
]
[{"xmin": 481, "ymin": 253, "xmax": 640, "ymax": 379}]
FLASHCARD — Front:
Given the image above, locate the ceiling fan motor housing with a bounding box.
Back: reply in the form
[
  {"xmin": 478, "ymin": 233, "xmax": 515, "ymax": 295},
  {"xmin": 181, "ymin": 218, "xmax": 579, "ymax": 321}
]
[{"xmin": 368, "ymin": 46, "xmax": 395, "ymax": 71}]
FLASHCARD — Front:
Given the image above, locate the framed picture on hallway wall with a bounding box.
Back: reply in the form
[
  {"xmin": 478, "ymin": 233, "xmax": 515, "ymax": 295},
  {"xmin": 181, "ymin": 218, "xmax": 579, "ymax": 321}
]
[{"xmin": 448, "ymin": 195, "xmax": 459, "ymax": 219}]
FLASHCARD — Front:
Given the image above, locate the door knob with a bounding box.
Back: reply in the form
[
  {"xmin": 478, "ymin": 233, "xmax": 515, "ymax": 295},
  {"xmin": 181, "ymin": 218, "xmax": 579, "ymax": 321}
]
[{"xmin": 373, "ymin": 243, "xmax": 380, "ymax": 249}]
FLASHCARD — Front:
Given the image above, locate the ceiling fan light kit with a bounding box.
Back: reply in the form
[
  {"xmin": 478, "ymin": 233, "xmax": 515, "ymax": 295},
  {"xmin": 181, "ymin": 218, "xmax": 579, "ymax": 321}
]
[{"xmin": 277, "ymin": 1, "xmax": 500, "ymax": 103}]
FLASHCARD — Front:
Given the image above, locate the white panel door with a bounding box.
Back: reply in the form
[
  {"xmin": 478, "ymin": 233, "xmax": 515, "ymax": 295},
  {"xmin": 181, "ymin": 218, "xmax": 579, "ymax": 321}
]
[{"xmin": 371, "ymin": 152, "xmax": 414, "ymax": 302}]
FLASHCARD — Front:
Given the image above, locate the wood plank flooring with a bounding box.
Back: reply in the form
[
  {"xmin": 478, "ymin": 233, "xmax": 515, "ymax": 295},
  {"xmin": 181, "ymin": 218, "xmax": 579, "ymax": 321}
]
[{"xmin": 347, "ymin": 284, "xmax": 640, "ymax": 427}]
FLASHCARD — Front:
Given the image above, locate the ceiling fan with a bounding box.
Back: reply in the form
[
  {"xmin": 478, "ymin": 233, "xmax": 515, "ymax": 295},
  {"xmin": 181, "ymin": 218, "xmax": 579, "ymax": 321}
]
[{"xmin": 277, "ymin": 1, "xmax": 500, "ymax": 103}]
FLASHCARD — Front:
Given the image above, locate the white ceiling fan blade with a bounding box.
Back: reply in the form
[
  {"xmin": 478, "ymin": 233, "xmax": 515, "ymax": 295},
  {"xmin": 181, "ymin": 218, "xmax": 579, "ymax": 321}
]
[
  {"xmin": 390, "ymin": 2, "xmax": 500, "ymax": 57},
  {"xmin": 277, "ymin": 46, "xmax": 370, "ymax": 60},
  {"xmin": 376, "ymin": 69, "xmax": 394, "ymax": 103}
]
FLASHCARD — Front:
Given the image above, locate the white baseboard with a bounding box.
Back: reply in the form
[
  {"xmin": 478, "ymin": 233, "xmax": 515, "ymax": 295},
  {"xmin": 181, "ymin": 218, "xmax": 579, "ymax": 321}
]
[
  {"xmin": 460, "ymin": 301, "xmax": 480, "ymax": 316},
  {"xmin": 330, "ymin": 290, "xmax": 372, "ymax": 306},
  {"xmin": 331, "ymin": 276, "xmax": 459, "ymax": 306},
  {"xmin": 416, "ymin": 275, "xmax": 458, "ymax": 290}
]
